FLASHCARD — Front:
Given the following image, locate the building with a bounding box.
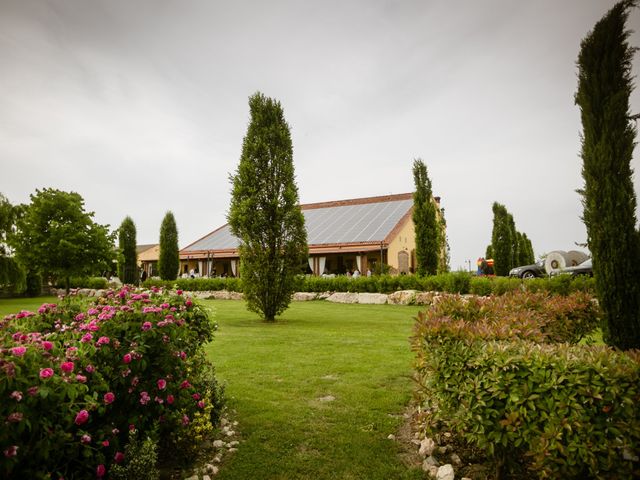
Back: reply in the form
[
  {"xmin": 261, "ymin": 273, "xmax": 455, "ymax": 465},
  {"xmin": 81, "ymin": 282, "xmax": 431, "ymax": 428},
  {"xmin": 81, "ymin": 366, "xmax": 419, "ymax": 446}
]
[
  {"xmin": 176, "ymin": 192, "xmax": 443, "ymax": 277},
  {"xmin": 137, "ymin": 244, "xmax": 159, "ymax": 277}
]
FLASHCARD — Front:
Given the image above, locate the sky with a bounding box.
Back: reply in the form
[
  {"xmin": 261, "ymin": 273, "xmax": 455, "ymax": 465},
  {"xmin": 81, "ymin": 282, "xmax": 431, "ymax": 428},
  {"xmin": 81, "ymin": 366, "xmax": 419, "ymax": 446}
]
[{"xmin": 1, "ymin": 0, "xmax": 639, "ymax": 271}]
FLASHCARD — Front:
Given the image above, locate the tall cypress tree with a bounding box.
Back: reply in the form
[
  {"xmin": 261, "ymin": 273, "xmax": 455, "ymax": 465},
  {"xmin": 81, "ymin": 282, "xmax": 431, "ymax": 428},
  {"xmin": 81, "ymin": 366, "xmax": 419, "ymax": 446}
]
[
  {"xmin": 576, "ymin": 0, "xmax": 640, "ymax": 349},
  {"xmin": 228, "ymin": 92, "xmax": 308, "ymax": 322},
  {"xmin": 158, "ymin": 211, "xmax": 179, "ymax": 281},
  {"xmin": 412, "ymin": 159, "xmax": 440, "ymax": 276},
  {"xmin": 118, "ymin": 216, "xmax": 138, "ymax": 285},
  {"xmin": 508, "ymin": 214, "xmax": 518, "ymax": 270},
  {"xmin": 491, "ymin": 202, "xmax": 512, "ymax": 276}
]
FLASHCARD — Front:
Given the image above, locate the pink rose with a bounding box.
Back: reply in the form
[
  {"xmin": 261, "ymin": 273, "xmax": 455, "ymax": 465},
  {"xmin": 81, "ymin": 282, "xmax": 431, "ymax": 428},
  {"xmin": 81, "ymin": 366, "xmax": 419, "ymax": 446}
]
[
  {"xmin": 192, "ymin": 393, "xmax": 200, "ymax": 400},
  {"xmin": 76, "ymin": 374, "xmax": 87, "ymax": 383},
  {"xmin": 7, "ymin": 412, "xmax": 23, "ymax": 422},
  {"xmin": 60, "ymin": 361, "xmax": 74, "ymax": 373},
  {"xmin": 180, "ymin": 380, "xmax": 191, "ymax": 389},
  {"xmin": 80, "ymin": 333, "xmax": 93, "ymax": 343},
  {"xmin": 141, "ymin": 322, "xmax": 152, "ymax": 331},
  {"xmin": 114, "ymin": 452, "xmax": 125, "ymax": 464},
  {"xmin": 10, "ymin": 391, "xmax": 23, "ymax": 402},
  {"xmin": 176, "ymin": 289, "xmax": 183, "ymax": 295},
  {"xmin": 42, "ymin": 341, "xmax": 53, "ymax": 351},
  {"xmin": 39, "ymin": 368, "xmax": 54, "ymax": 379},
  {"xmin": 122, "ymin": 353, "xmax": 132, "ymax": 364},
  {"xmin": 10, "ymin": 346, "xmax": 26, "ymax": 357},
  {"xmin": 96, "ymin": 464, "xmax": 106, "ymax": 477},
  {"xmin": 85, "ymin": 365, "xmax": 95, "ymax": 374},
  {"xmin": 3, "ymin": 446, "xmax": 18, "ymax": 458},
  {"xmin": 74, "ymin": 409, "xmax": 89, "ymax": 425},
  {"xmin": 101, "ymin": 440, "xmax": 109, "ymax": 447},
  {"xmin": 157, "ymin": 379, "xmax": 167, "ymax": 390},
  {"xmin": 139, "ymin": 391, "xmax": 150, "ymax": 405},
  {"xmin": 182, "ymin": 414, "xmax": 190, "ymax": 425},
  {"xmin": 27, "ymin": 386, "xmax": 38, "ymax": 396},
  {"xmin": 185, "ymin": 299, "xmax": 193, "ymax": 307},
  {"xmin": 103, "ymin": 392, "xmax": 115, "ymax": 404},
  {"xmin": 96, "ymin": 336, "xmax": 110, "ymax": 346},
  {"xmin": 166, "ymin": 394, "xmax": 175, "ymax": 405},
  {"xmin": 197, "ymin": 400, "xmax": 205, "ymax": 409},
  {"xmin": 81, "ymin": 434, "xmax": 92, "ymax": 444}
]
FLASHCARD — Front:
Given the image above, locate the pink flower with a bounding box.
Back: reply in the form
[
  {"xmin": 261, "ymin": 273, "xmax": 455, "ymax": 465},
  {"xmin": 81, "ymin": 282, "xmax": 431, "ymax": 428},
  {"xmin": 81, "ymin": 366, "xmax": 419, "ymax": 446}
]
[
  {"xmin": 114, "ymin": 452, "xmax": 125, "ymax": 464},
  {"xmin": 141, "ymin": 322, "xmax": 152, "ymax": 331},
  {"xmin": 157, "ymin": 379, "xmax": 167, "ymax": 390},
  {"xmin": 80, "ymin": 333, "xmax": 93, "ymax": 343},
  {"xmin": 75, "ymin": 313, "xmax": 86, "ymax": 321},
  {"xmin": 101, "ymin": 440, "xmax": 109, "ymax": 447},
  {"xmin": 27, "ymin": 386, "xmax": 38, "ymax": 396},
  {"xmin": 81, "ymin": 434, "xmax": 92, "ymax": 444},
  {"xmin": 76, "ymin": 374, "xmax": 87, "ymax": 383},
  {"xmin": 103, "ymin": 392, "xmax": 115, "ymax": 404},
  {"xmin": 197, "ymin": 400, "xmax": 205, "ymax": 409},
  {"xmin": 74, "ymin": 409, "xmax": 89, "ymax": 425},
  {"xmin": 176, "ymin": 289, "xmax": 183, "ymax": 295},
  {"xmin": 39, "ymin": 368, "xmax": 54, "ymax": 379},
  {"xmin": 3, "ymin": 446, "xmax": 18, "ymax": 458},
  {"xmin": 179, "ymin": 351, "xmax": 187, "ymax": 360},
  {"xmin": 139, "ymin": 391, "xmax": 150, "ymax": 405},
  {"xmin": 7, "ymin": 412, "xmax": 23, "ymax": 422},
  {"xmin": 10, "ymin": 346, "xmax": 26, "ymax": 357},
  {"xmin": 96, "ymin": 336, "xmax": 110, "ymax": 346},
  {"xmin": 10, "ymin": 391, "xmax": 23, "ymax": 402},
  {"xmin": 166, "ymin": 394, "xmax": 175, "ymax": 405},
  {"xmin": 192, "ymin": 393, "xmax": 200, "ymax": 400},
  {"xmin": 185, "ymin": 299, "xmax": 193, "ymax": 307},
  {"xmin": 123, "ymin": 353, "xmax": 132, "ymax": 364},
  {"xmin": 180, "ymin": 380, "xmax": 191, "ymax": 389},
  {"xmin": 85, "ymin": 365, "xmax": 95, "ymax": 374},
  {"xmin": 182, "ymin": 414, "xmax": 189, "ymax": 425},
  {"xmin": 87, "ymin": 308, "xmax": 99, "ymax": 316},
  {"xmin": 96, "ymin": 464, "xmax": 106, "ymax": 477},
  {"xmin": 42, "ymin": 341, "xmax": 54, "ymax": 351},
  {"xmin": 129, "ymin": 424, "xmax": 136, "ymax": 431},
  {"xmin": 60, "ymin": 361, "xmax": 74, "ymax": 373}
]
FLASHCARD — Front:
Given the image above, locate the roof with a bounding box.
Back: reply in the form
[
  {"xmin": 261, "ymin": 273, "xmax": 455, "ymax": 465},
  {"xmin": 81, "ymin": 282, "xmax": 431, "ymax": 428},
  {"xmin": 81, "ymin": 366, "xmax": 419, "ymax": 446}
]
[
  {"xmin": 136, "ymin": 244, "xmax": 158, "ymax": 254},
  {"xmin": 182, "ymin": 193, "xmax": 416, "ymax": 255}
]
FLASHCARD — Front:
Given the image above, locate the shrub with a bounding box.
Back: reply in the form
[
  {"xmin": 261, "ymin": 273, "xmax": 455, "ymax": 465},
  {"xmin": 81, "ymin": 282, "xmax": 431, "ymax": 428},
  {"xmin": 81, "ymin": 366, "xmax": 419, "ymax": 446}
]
[
  {"xmin": 109, "ymin": 429, "xmax": 160, "ymax": 480},
  {"xmin": 0, "ymin": 287, "xmax": 222, "ymax": 479},
  {"xmin": 412, "ymin": 292, "xmax": 638, "ymax": 478},
  {"xmin": 469, "ymin": 276, "xmax": 492, "ymax": 296},
  {"xmin": 53, "ymin": 277, "xmax": 109, "ymax": 290}
]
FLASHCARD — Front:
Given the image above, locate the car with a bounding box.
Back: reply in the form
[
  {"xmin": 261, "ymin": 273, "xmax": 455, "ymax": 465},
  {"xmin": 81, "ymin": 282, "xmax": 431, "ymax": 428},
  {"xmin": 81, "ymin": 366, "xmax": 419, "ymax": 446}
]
[
  {"xmin": 509, "ymin": 260, "xmax": 547, "ymax": 279},
  {"xmin": 550, "ymin": 258, "xmax": 593, "ymax": 277}
]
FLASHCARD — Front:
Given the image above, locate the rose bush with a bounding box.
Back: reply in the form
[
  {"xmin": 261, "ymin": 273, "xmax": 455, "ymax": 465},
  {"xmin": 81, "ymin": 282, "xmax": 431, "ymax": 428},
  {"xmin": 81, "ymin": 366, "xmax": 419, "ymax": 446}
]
[{"xmin": 0, "ymin": 286, "xmax": 222, "ymax": 479}]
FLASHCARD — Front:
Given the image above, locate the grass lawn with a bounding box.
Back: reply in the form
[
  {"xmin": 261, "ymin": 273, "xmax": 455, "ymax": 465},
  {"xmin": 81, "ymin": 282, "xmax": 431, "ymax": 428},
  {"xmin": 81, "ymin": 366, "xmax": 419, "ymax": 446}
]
[
  {"xmin": 201, "ymin": 299, "xmax": 425, "ymax": 480},
  {"xmin": 0, "ymin": 296, "xmax": 58, "ymax": 317}
]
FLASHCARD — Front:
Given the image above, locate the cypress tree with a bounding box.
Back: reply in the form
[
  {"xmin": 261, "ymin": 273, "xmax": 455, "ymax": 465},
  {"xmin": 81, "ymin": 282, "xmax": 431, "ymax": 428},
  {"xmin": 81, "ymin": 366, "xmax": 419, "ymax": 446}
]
[
  {"xmin": 575, "ymin": 0, "xmax": 640, "ymax": 349},
  {"xmin": 412, "ymin": 159, "xmax": 440, "ymax": 276},
  {"xmin": 485, "ymin": 244, "xmax": 494, "ymax": 260},
  {"xmin": 491, "ymin": 202, "xmax": 512, "ymax": 276},
  {"xmin": 228, "ymin": 92, "xmax": 308, "ymax": 322},
  {"xmin": 118, "ymin": 216, "xmax": 138, "ymax": 285},
  {"xmin": 158, "ymin": 211, "xmax": 179, "ymax": 281},
  {"xmin": 508, "ymin": 214, "xmax": 518, "ymax": 270}
]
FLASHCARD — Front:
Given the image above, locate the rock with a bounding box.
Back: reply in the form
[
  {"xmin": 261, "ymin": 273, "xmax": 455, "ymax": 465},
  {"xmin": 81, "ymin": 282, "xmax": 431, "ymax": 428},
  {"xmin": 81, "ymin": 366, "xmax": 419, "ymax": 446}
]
[
  {"xmin": 228, "ymin": 440, "xmax": 239, "ymax": 447},
  {"xmin": 232, "ymin": 421, "xmax": 238, "ymax": 426},
  {"xmin": 450, "ymin": 453, "xmax": 462, "ymax": 466},
  {"xmin": 443, "ymin": 432, "xmax": 452, "ymax": 439},
  {"xmin": 424, "ymin": 455, "xmax": 439, "ymax": 467},
  {"xmin": 225, "ymin": 430, "xmax": 235, "ymax": 437},
  {"xmin": 317, "ymin": 395, "xmax": 335, "ymax": 402},
  {"xmin": 423, "ymin": 464, "xmax": 438, "ymax": 477},
  {"xmin": 228, "ymin": 448, "xmax": 238, "ymax": 453},
  {"xmin": 414, "ymin": 292, "xmax": 435, "ymax": 305},
  {"xmin": 387, "ymin": 290, "xmax": 417, "ymax": 305},
  {"xmin": 411, "ymin": 439, "xmax": 421, "ymax": 446},
  {"xmin": 317, "ymin": 292, "xmax": 332, "ymax": 300},
  {"xmin": 326, "ymin": 292, "xmax": 358, "ymax": 304},
  {"xmin": 184, "ymin": 476, "xmax": 199, "ymax": 480},
  {"xmin": 293, "ymin": 292, "xmax": 318, "ymax": 301},
  {"xmin": 213, "ymin": 456, "xmax": 222, "ymax": 463},
  {"xmin": 387, "ymin": 434, "xmax": 396, "ymax": 440},
  {"xmin": 220, "ymin": 418, "xmax": 228, "ymax": 426},
  {"xmin": 461, "ymin": 478, "xmax": 472, "ymax": 480},
  {"xmin": 203, "ymin": 464, "xmax": 218, "ymax": 474},
  {"xmin": 436, "ymin": 464, "xmax": 455, "ymax": 480},
  {"xmin": 212, "ymin": 440, "xmax": 225, "ymax": 449},
  {"xmin": 419, "ymin": 437, "xmax": 436, "ymax": 457},
  {"xmin": 438, "ymin": 446, "xmax": 448, "ymax": 454},
  {"xmin": 202, "ymin": 475, "xmax": 211, "ymax": 480},
  {"xmin": 356, "ymin": 293, "xmax": 388, "ymax": 304}
]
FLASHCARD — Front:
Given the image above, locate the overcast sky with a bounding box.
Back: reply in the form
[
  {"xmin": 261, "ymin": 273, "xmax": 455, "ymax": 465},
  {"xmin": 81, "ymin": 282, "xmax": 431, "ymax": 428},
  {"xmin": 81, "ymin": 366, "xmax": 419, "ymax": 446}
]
[{"xmin": 1, "ymin": 0, "xmax": 639, "ymax": 270}]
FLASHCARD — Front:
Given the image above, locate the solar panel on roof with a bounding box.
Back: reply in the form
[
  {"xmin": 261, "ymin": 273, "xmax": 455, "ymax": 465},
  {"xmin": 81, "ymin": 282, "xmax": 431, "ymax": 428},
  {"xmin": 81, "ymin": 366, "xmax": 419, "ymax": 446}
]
[{"xmin": 184, "ymin": 198, "xmax": 413, "ymax": 251}]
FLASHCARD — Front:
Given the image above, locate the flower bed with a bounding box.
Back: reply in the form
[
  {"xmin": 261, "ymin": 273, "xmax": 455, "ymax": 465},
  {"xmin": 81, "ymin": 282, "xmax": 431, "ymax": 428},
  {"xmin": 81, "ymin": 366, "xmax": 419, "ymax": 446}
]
[{"xmin": 0, "ymin": 287, "xmax": 222, "ymax": 479}]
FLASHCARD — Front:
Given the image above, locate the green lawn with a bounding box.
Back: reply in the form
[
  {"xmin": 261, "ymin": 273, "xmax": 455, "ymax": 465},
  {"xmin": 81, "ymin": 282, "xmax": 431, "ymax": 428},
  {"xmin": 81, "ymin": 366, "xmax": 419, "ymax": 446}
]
[
  {"xmin": 0, "ymin": 297, "xmax": 425, "ymax": 479},
  {"xmin": 202, "ymin": 300, "xmax": 425, "ymax": 480}
]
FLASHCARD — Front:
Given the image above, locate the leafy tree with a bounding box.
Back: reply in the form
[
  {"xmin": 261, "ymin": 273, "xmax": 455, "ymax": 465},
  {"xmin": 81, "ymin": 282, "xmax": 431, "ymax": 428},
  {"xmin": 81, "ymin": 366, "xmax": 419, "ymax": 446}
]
[
  {"xmin": 412, "ymin": 159, "xmax": 440, "ymax": 276},
  {"xmin": 508, "ymin": 214, "xmax": 518, "ymax": 269},
  {"xmin": 12, "ymin": 188, "xmax": 115, "ymax": 292},
  {"xmin": 0, "ymin": 193, "xmax": 26, "ymax": 292},
  {"xmin": 576, "ymin": 0, "xmax": 640, "ymax": 349},
  {"xmin": 518, "ymin": 232, "xmax": 535, "ymax": 265},
  {"xmin": 118, "ymin": 216, "xmax": 138, "ymax": 285},
  {"xmin": 158, "ymin": 212, "xmax": 179, "ymax": 281},
  {"xmin": 490, "ymin": 202, "xmax": 513, "ymax": 276},
  {"xmin": 228, "ymin": 92, "xmax": 308, "ymax": 322}
]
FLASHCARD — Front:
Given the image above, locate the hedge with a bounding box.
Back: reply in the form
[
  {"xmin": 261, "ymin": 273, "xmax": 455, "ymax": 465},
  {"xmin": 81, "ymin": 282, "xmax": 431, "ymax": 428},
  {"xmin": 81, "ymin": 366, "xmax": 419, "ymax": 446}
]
[
  {"xmin": 412, "ymin": 292, "xmax": 639, "ymax": 478},
  {"xmin": 143, "ymin": 272, "xmax": 595, "ymax": 296},
  {"xmin": 0, "ymin": 286, "xmax": 223, "ymax": 479}
]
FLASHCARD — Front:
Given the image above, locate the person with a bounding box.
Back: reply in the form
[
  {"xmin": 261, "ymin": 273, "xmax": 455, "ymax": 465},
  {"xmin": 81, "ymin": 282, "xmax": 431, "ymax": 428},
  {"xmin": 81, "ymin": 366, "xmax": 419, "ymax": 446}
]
[
  {"xmin": 189, "ymin": 268, "xmax": 195, "ymax": 279},
  {"xmin": 346, "ymin": 270, "xmax": 352, "ymax": 278},
  {"xmin": 366, "ymin": 269, "xmax": 372, "ymax": 277},
  {"xmin": 141, "ymin": 269, "xmax": 147, "ymax": 282},
  {"xmin": 353, "ymin": 269, "xmax": 360, "ymax": 278}
]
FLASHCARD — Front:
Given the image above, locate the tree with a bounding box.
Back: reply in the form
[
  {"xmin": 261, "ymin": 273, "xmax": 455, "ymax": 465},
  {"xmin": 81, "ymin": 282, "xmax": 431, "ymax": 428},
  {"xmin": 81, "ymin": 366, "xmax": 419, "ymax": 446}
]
[
  {"xmin": 0, "ymin": 193, "xmax": 26, "ymax": 293},
  {"xmin": 490, "ymin": 202, "xmax": 513, "ymax": 276},
  {"xmin": 118, "ymin": 216, "xmax": 138, "ymax": 285},
  {"xmin": 158, "ymin": 212, "xmax": 179, "ymax": 281},
  {"xmin": 575, "ymin": 0, "xmax": 640, "ymax": 349},
  {"xmin": 12, "ymin": 188, "xmax": 115, "ymax": 292},
  {"xmin": 438, "ymin": 207, "xmax": 450, "ymax": 273},
  {"xmin": 518, "ymin": 232, "xmax": 535, "ymax": 265},
  {"xmin": 228, "ymin": 92, "xmax": 308, "ymax": 322},
  {"xmin": 412, "ymin": 159, "xmax": 440, "ymax": 276},
  {"xmin": 508, "ymin": 214, "xmax": 519, "ymax": 269}
]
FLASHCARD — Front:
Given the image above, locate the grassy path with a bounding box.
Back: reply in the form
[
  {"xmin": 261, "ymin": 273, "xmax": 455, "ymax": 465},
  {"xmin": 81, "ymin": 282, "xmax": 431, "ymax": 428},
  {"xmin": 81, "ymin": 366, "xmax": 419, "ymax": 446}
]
[{"xmin": 202, "ymin": 300, "xmax": 425, "ymax": 480}]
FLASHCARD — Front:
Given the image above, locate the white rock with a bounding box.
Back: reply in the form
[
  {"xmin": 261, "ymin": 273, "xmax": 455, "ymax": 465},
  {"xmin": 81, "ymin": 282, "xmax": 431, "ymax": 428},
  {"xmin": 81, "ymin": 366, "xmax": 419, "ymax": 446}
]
[
  {"xmin": 203, "ymin": 464, "xmax": 217, "ymax": 474},
  {"xmin": 228, "ymin": 448, "xmax": 238, "ymax": 453},
  {"xmin": 213, "ymin": 440, "xmax": 225, "ymax": 448},
  {"xmin": 326, "ymin": 292, "xmax": 358, "ymax": 304},
  {"xmin": 419, "ymin": 437, "xmax": 436, "ymax": 457},
  {"xmin": 202, "ymin": 475, "xmax": 211, "ymax": 480},
  {"xmin": 424, "ymin": 465, "xmax": 438, "ymax": 477},
  {"xmin": 387, "ymin": 290, "xmax": 417, "ymax": 305},
  {"xmin": 461, "ymin": 478, "xmax": 472, "ymax": 480},
  {"xmin": 318, "ymin": 395, "xmax": 335, "ymax": 402},
  {"xmin": 228, "ymin": 441, "xmax": 239, "ymax": 447},
  {"xmin": 220, "ymin": 418, "xmax": 229, "ymax": 426},
  {"xmin": 450, "ymin": 453, "xmax": 462, "ymax": 466},
  {"xmin": 213, "ymin": 456, "xmax": 222, "ymax": 463},
  {"xmin": 225, "ymin": 430, "xmax": 235, "ymax": 437},
  {"xmin": 424, "ymin": 455, "xmax": 439, "ymax": 467},
  {"xmin": 438, "ymin": 446, "xmax": 448, "ymax": 454},
  {"xmin": 184, "ymin": 476, "xmax": 199, "ymax": 480},
  {"xmin": 293, "ymin": 292, "xmax": 318, "ymax": 301},
  {"xmin": 387, "ymin": 434, "xmax": 396, "ymax": 440},
  {"xmin": 232, "ymin": 421, "xmax": 238, "ymax": 426},
  {"xmin": 436, "ymin": 464, "xmax": 455, "ymax": 480},
  {"xmin": 356, "ymin": 293, "xmax": 388, "ymax": 304}
]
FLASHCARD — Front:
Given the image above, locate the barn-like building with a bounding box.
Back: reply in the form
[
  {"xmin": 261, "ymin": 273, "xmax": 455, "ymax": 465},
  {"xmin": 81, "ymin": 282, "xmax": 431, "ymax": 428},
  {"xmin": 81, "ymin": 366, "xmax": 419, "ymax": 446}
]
[{"xmin": 172, "ymin": 192, "xmax": 442, "ymax": 277}]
